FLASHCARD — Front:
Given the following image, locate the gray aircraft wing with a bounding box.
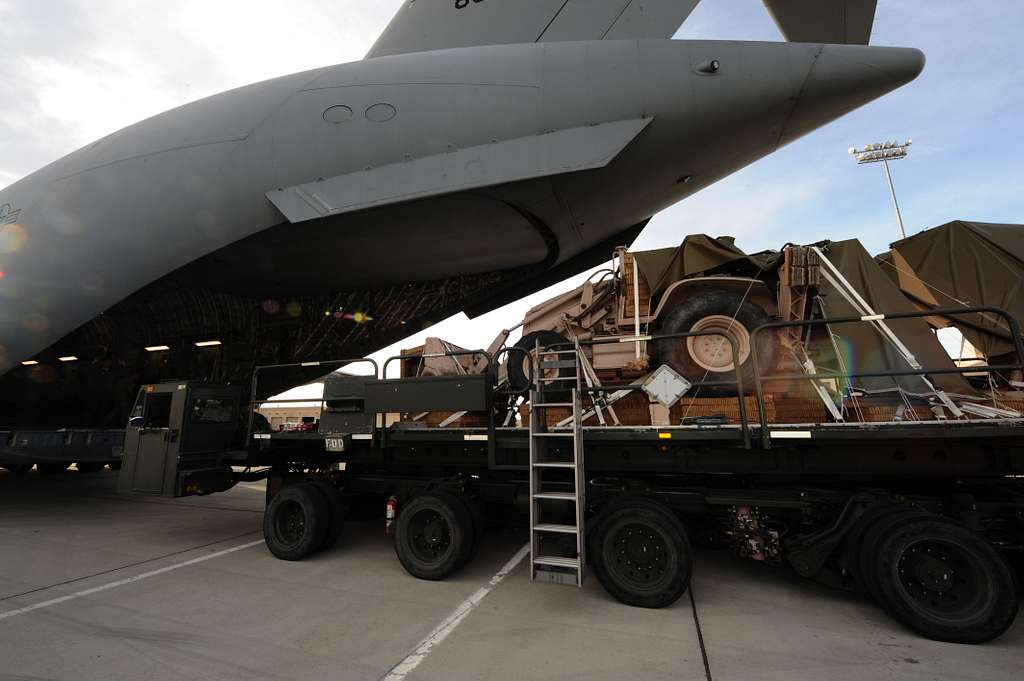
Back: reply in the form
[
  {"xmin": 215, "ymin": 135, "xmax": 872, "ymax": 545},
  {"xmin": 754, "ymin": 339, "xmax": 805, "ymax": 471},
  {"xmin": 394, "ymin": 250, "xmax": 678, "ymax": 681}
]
[
  {"xmin": 763, "ymin": 0, "xmax": 879, "ymax": 45},
  {"xmin": 367, "ymin": 0, "xmax": 701, "ymax": 58}
]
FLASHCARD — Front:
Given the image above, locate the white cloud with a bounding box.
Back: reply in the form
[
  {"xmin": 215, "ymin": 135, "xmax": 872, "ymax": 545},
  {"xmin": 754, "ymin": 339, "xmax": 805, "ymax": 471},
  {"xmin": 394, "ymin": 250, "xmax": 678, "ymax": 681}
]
[{"xmin": 0, "ymin": 0, "xmax": 397, "ymax": 186}]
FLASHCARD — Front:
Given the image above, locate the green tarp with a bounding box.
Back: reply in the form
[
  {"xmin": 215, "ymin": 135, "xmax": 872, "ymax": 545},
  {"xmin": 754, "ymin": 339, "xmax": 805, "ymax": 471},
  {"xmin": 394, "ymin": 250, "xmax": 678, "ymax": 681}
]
[
  {"xmin": 632, "ymin": 234, "xmax": 773, "ymax": 298},
  {"xmin": 887, "ymin": 221, "xmax": 1024, "ymax": 358},
  {"xmin": 816, "ymin": 239, "xmax": 972, "ymax": 394}
]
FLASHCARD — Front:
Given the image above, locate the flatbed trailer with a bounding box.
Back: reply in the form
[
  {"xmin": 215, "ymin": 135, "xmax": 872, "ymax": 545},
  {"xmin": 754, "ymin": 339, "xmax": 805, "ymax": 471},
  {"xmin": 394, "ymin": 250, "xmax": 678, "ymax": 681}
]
[{"xmin": 114, "ymin": 309, "xmax": 1024, "ymax": 645}]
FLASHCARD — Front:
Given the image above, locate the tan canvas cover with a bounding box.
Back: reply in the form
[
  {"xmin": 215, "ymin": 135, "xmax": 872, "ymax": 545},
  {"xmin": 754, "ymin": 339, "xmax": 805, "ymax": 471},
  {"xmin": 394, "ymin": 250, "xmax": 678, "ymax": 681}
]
[
  {"xmin": 886, "ymin": 221, "xmax": 1024, "ymax": 358},
  {"xmin": 813, "ymin": 239, "xmax": 971, "ymax": 394},
  {"xmin": 632, "ymin": 235, "xmax": 754, "ymax": 297}
]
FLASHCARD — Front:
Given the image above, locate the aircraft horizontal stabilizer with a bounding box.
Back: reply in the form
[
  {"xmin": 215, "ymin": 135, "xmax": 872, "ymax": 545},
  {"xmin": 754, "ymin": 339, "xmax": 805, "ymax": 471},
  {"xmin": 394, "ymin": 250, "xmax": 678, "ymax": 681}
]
[
  {"xmin": 763, "ymin": 0, "xmax": 879, "ymax": 45},
  {"xmin": 266, "ymin": 118, "xmax": 653, "ymax": 224}
]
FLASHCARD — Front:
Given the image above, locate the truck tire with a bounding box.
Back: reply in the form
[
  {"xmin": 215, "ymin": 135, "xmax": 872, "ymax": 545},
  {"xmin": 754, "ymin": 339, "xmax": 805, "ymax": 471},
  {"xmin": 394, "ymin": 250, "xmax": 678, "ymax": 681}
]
[
  {"xmin": 394, "ymin": 491, "xmax": 473, "ymax": 581},
  {"xmin": 655, "ymin": 291, "xmax": 777, "ymax": 396},
  {"xmin": 452, "ymin": 493, "xmax": 485, "ymax": 566},
  {"xmin": 857, "ymin": 509, "xmax": 932, "ymax": 607},
  {"xmin": 873, "ymin": 516, "xmax": 1019, "ymax": 643},
  {"xmin": 590, "ymin": 497, "xmax": 693, "ymax": 609},
  {"xmin": 263, "ymin": 483, "xmax": 330, "ymax": 561},
  {"xmin": 308, "ymin": 478, "xmax": 346, "ymax": 551},
  {"xmin": 507, "ymin": 330, "xmax": 572, "ymax": 394}
]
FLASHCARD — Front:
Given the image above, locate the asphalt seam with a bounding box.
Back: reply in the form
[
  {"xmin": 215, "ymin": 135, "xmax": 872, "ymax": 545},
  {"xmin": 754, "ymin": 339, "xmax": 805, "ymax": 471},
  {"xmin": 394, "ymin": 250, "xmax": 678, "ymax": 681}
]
[
  {"xmin": 0, "ymin": 538, "xmax": 265, "ymax": 621},
  {"xmin": 689, "ymin": 584, "xmax": 714, "ymax": 681},
  {"xmin": 0, "ymin": 529, "xmax": 260, "ymax": 604}
]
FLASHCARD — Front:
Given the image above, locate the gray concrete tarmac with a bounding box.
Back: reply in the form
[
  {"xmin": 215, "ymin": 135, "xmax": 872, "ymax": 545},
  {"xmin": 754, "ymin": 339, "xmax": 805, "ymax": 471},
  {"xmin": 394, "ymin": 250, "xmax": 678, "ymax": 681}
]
[{"xmin": 0, "ymin": 468, "xmax": 1020, "ymax": 681}]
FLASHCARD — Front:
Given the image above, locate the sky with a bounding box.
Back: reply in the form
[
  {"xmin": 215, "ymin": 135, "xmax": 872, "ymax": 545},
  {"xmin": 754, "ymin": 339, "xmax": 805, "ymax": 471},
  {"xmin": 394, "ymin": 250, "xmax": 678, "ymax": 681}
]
[{"xmin": 2, "ymin": 0, "xmax": 1021, "ymax": 396}]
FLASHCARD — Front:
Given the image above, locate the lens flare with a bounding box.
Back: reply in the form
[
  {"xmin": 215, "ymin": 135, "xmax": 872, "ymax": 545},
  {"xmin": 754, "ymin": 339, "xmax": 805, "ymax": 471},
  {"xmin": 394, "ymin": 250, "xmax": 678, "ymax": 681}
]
[
  {"xmin": 1, "ymin": 224, "xmax": 27, "ymax": 253},
  {"xmin": 262, "ymin": 299, "xmax": 281, "ymax": 315},
  {"xmin": 286, "ymin": 301, "xmax": 302, "ymax": 318}
]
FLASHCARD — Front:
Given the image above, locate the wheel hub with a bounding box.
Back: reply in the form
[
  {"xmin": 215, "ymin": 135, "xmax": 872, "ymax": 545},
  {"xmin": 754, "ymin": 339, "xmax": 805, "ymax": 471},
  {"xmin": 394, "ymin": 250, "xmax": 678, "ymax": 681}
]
[
  {"xmin": 898, "ymin": 541, "xmax": 979, "ymax": 614},
  {"xmin": 410, "ymin": 509, "xmax": 451, "ymax": 562},
  {"xmin": 609, "ymin": 524, "xmax": 668, "ymax": 585},
  {"xmin": 685, "ymin": 315, "xmax": 751, "ymax": 372}
]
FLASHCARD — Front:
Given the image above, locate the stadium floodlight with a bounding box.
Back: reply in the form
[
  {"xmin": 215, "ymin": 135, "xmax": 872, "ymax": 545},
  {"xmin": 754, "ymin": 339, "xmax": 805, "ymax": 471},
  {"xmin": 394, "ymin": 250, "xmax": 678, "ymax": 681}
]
[{"xmin": 849, "ymin": 139, "xmax": 913, "ymax": 239}]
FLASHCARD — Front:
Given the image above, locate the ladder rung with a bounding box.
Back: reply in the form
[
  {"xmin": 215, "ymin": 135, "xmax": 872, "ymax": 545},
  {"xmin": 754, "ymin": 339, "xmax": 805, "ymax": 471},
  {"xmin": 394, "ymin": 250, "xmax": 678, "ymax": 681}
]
[
  {"xmin": 540, "ymin": 376, "xmax": 580, "ymax": 382},
  {"xmin": 533, "ymin": 555, "xmax": 580, "ymax": 569},
  {"xmin": 538, "ymin": 350, "xmax": 577, "ymax": 356},
  {"xmin": 534, "ymin": 524, "xmax": 578, "ymax": 534},
  {"xmin": 538, "ymin": 360, "xmax": 577, "ymax": 369},
  {"xmin": 532, "ymin": 402, "xmax": 573, "ymax": 408},
  {"xmin": 533, "ymin": 492, "xmax": 577, "ymax": 501},
  {"xmin": 532, "ymin": 432, "xmax": 573, "ymax": 438},
  {"xmin": 533, "ymin": 462, "xmax": 576, "ymax": 469}
]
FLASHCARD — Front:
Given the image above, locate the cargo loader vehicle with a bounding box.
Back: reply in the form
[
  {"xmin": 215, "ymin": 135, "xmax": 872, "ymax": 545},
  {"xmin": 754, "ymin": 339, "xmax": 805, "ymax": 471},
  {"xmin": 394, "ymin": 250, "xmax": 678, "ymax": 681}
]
[{"xmin": 114, "ymin": 232, "xmax": 1024, "ymax": 644}]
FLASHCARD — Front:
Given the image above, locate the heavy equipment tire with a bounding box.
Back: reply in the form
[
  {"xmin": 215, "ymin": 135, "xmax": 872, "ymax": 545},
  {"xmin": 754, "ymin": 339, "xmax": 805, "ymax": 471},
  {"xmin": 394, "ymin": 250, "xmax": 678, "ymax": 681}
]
[
  {"xmin": 590, "ymin": 497, "xmax": 693, "ymax": 609},
  {"xmin": 76, "ymin": 462, "xmax": 106, "ymax": 474},
  {"xmin": 308, "ymin": 478, "xmax": 346, "ymax": 551},
  {"xmin": 857, "ymin": 509, "xmax": 932, "ymax": 607},
  {"xmin": 874, "ymin": 517, "xmax": 1019, "ymax": 643},
  {"xmin": 263, "ymin": 483, "xmax": 330, "ymax": 561},
  {"xmin": 394, "ymin": 491, "xmax": 473, "ymax": 581},
  {"xmin": 654, "ymin": 290, "xmax": 777, "ymax": 396},
  {"xmin": 842, "ymin": 506, "xmax": 923, "ymax": 600},
  {"xmin": 507, "ymin": 330, "xmax": 572, "ymax": 394},
  {"xmin": 37, "ymin": 462, "xmax": 70, "ymax": 475},
  {"xmin": 452, "ymin": 493, "xmax": 485, "ymax": 566}
]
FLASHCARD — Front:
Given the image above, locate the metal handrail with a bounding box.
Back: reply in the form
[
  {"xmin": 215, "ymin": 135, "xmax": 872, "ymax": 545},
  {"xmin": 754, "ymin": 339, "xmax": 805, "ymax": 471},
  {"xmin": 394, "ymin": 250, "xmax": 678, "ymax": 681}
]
[
  {"xmin": 247, "ymin": 358, "xmax": 380, "ymax": 443},
  {"xmin": 749, "ymin": 305, "xmax": 1024, "ymax": 449}
]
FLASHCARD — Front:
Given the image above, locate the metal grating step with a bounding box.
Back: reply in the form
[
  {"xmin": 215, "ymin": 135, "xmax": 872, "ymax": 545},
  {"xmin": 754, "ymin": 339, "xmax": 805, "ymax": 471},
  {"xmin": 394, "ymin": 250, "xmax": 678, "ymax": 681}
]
[
  {"xmin": 534, "ymin": 523, "xmax": 578, "ymax": 534},
  {"xmin": 533, "ymin": 555, "xmax": 580, "ymax": 569}
]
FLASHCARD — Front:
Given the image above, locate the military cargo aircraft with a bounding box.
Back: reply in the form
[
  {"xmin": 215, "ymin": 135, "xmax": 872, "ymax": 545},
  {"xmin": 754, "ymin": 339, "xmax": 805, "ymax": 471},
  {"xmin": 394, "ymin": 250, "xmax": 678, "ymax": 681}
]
[{"xmin": 0, "ymin": 0, "xmax": 923, "ymax": 427}]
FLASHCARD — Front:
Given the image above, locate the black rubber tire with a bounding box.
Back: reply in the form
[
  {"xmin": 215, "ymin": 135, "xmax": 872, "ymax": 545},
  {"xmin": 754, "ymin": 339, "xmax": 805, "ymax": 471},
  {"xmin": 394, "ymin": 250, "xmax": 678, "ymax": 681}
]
[
  {"xmin": 308, "ymin": 478, "xmax": 346, "ymax": 551},
  {"xmin": 394, "ymin": 491, "xmax": 473, "ymax": 581},
  {"xmin": 506, "ymin": 330, "xmax": 571, "ymax": 394},
  {"xmin": 37, "ymin": 462, "xmax": 70, "ymax": 475},
  {"xmin": 590, "ymin": 497, "xmax": 693, "ymax": 609},
  {"xmin": 858, "ymin": 510, "xmax": 932, "ymax": 607},
  {"xmin": 263, "ymin": 483, "xmax": 330, "ymax": 561},
  {"xmin": 654, "ymin": 291, "xmax": 778, "ymax": 396},
  {"xmin": 874, "ymin": 517, "xmax": 1020, "ymax": 643},
  {"xmin": 452, "ymin": 493, "xmax": 485, "ymax": 566},
  {"xmin": 76, "ymin": 462, "xmax": 106, "ymax": 474}
]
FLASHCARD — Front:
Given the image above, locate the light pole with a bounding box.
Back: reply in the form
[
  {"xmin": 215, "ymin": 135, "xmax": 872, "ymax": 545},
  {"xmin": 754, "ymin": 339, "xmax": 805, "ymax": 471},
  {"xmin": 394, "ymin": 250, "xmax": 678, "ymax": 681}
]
[{"xmin": 849, "ymin": 139, "xmax": 912, "ymax": 240}]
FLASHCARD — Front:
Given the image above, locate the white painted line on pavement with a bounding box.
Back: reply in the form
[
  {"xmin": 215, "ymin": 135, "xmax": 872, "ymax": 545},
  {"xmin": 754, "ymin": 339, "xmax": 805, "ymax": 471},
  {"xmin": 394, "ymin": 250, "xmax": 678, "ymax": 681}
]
[
  {"xmin": 381, "ymin": 543, "xmax": 530, "ymax": 681},
  {"xmin": 0, "ymin": 540, "xmax": 265, "ymax": 622}
]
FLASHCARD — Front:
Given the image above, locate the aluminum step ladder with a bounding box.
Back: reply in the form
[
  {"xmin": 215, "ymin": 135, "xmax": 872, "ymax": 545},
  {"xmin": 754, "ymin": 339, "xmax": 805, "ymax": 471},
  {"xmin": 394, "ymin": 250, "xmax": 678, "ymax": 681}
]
[{"xmin": 529, "ymin": 342, "xmax": 586, "ymax": 587}]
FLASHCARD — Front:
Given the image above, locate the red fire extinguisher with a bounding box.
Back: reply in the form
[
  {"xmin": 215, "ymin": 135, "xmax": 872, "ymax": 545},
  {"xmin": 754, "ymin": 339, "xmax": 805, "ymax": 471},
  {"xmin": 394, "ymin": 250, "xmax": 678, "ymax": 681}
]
[{"xmin": 385, "ymin": 496, "xmax": 398, "ymax": 536}]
